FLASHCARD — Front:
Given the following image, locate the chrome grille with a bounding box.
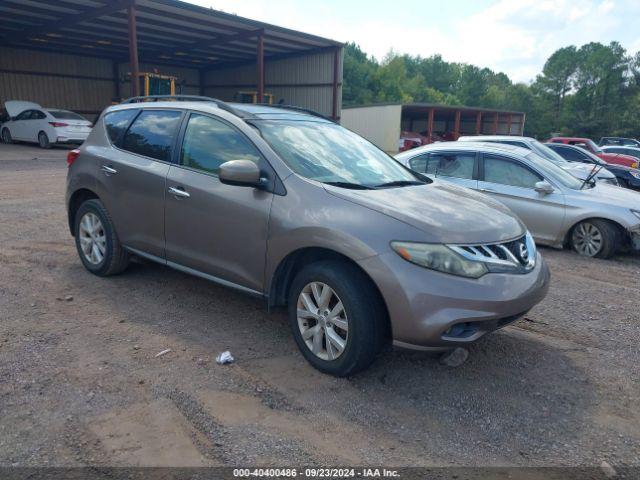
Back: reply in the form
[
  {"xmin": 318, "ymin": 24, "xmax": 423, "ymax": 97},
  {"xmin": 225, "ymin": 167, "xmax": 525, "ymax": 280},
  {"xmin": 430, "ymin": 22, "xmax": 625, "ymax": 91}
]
[{"xmin": 448, "ymin": 233, "xmax": 536, "ymax": 273}]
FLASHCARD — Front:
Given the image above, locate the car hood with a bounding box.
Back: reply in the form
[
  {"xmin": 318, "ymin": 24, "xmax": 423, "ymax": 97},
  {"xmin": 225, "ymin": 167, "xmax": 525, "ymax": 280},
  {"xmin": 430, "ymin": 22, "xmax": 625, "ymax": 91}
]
[
  {"xmin": 324, "ymin": 180, "xmax": 526, "ymax": 244},
  {"xmin": 600, "ymin": 152, "xmax": 638, "ymax": 163},
  {"xmin": 561, "ymin": 163, "xmax": 616, "ymax": 180},
  {"xmin": 576, "ymin": 183, "xmax": 640, "ymax": 209},
  {"xmin": 606, "ymin": 164, "xmax": 639, "ymax": 174},
  {"xmin": 4, "ymin": 100, "xmax": 41, "ymax": 117}
]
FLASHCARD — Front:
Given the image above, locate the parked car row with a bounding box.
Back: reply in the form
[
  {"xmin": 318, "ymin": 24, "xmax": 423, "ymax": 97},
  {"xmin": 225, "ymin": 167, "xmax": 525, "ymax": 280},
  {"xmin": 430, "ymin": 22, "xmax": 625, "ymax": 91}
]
[
  {"xmin": 396, "ymin": 137, "xmax": 640, "ymax": 259},
  {"xmin": 10, "ymin": 92, "xmax": 639, "ymax": 375},
  {"xmin": 1, "ymin": 101, "xmax": 92, "ymax": 148}
]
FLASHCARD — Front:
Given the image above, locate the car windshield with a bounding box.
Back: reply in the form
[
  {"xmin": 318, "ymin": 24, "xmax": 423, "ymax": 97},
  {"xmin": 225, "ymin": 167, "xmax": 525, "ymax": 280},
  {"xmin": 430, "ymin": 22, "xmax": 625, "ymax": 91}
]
[
  {"xmin": 255, "ymin": 120, "xmax": 423, "ymax": 188},
  {"xmin": 582, "ymin": 139, "xmax": 602, "ymax": 153},
  {"xmin": 525, "ymin": 152, "xmax": 584, "ymax": 189},
  {"xmin": 530, "ymin": 140, "xmax": 571, "ymax": 165},
  {"xmin": 49, "ymin": 110, "xmax": 86, "ymax": 120}
]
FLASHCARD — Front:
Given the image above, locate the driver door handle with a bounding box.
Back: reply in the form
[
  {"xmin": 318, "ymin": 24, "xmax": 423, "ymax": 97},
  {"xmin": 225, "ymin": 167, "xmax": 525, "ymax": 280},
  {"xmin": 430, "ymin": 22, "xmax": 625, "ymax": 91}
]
[
  {"xmin": 480, "ymin": 187, "xmax": 496, "ymax": 193},
  {"xmin": 168, "ymin": 186, "xmax": 190, "ymax": 199}
]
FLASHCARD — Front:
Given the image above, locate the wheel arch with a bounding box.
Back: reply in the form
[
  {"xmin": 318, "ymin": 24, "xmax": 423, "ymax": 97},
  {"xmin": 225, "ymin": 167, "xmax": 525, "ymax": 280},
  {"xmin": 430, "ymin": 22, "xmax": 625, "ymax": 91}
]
[
  {"xmin": 268, "ymin": 247, "xmax": 392, "ymax": 338},
  {"xmin": 563, "ymin": 216, "xmax": 628, "ymax": 248},
  {"xmin": 68, "ymin": 188, "xmax": 100, "ymax": 236}
]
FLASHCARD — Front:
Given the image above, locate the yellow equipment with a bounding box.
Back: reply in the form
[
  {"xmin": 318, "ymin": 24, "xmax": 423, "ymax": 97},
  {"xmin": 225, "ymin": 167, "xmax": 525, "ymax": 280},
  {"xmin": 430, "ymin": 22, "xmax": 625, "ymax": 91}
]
[
  {"xmin": 236, "ymin": 91, "xmax": 274, "ymax": 104},
  {"xmin": 130, "ymin": 72, "xmax": 178, "ymax": 96}
]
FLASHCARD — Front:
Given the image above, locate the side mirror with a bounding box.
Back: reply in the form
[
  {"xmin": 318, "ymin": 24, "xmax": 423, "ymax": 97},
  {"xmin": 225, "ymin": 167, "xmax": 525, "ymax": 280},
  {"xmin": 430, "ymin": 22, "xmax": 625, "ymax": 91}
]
[
  {"xmin": 534, "ymin": 181, "xmax": 554, "ymax": 194},
  {"xmin": 219, "ymin": 160, "xmax": 263, "ymax": 188}
]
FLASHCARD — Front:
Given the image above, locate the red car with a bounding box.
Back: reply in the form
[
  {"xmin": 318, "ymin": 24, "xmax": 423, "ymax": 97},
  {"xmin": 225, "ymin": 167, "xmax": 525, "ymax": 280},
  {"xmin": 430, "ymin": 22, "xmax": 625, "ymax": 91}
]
[{"xmin": 548, "ymin": 137, "xmax": 639, "ymax": 169}]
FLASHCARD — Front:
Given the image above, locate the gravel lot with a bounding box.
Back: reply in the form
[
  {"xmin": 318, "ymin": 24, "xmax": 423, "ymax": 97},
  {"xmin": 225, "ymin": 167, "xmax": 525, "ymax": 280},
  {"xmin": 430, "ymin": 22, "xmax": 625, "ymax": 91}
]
[{"xmin": 0, "ymin": 143, "xmax": 639, "ymax": 472}]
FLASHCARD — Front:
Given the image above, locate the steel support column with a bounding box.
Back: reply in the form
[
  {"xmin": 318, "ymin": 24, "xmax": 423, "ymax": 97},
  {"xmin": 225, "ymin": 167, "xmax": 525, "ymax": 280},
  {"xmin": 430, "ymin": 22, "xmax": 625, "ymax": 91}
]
[
  {"xmin": 475, "ymin": 112, "xmax": 482, "ymax": 135},
  {"xmin": 257, "ymin": 32, "xmax": 264, "ymax": 103},
  {"xmin": 521, "ymin": 114, "xmax": 526, "ymax": 135},
  {"xmin": 453, "ymin": 110, "xmax": 461, "ymax": 139},
  {"xmin": 127, "ymin": 3, "xmax": 139, "ymax": 97},
  {"xmin": 507, "ymin": 113, "xmax": 512, "ymax": 135},
  {"xmin": 427, "ymin": 108, "xmax": 434, "ymax": 143},
  {"xmin": 112, "ymin": 61, "xmax": 121, "ymax": 101},
  {"xmin": 493, "ymin": 113, "xmax": 499, "ymax": 134},
  {"xmin": 332, "ymin": 47, "xmax": 340, "ymax": 120}
]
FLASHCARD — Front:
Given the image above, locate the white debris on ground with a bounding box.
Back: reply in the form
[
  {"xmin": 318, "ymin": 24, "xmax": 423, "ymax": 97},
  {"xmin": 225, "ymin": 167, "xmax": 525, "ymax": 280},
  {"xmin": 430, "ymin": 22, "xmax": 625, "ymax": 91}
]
[
  {"xmin": 216, "ymin": 350, "xmax": 235, "ymax": 365},
  {"xmin": 154, "ymin": 348, "xmax": 172, "ymax": 358},
  {"xmin": 439, "ymin": 347, "xmax": 469, "ymax": 367}
]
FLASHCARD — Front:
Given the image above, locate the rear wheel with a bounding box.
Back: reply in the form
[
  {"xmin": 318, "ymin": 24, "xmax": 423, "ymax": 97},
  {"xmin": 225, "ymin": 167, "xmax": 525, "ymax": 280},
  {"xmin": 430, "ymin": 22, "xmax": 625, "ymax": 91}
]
[
  {"xmin": 287, "ymin": 261, "xmax": 387, "ymax": 376},
  {"xmin": 38, "ymin": 131, "xmax": 51, "ymax": 149},
  {"xmin": 571, "ymin": 219, "xmax": 619, "ymax": 259},
  {"xmin": 74, "ymin": 199, "xmax": 129, "ymax": 276},
  {"xmin": 1, "ymin": 128, "xmax": 12, "ymax": 144}
]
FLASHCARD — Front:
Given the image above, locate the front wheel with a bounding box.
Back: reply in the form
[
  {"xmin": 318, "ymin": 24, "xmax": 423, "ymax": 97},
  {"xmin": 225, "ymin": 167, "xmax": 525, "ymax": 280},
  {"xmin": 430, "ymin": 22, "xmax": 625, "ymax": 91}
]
[
  {"xmin": 571, "ymin": 219, "xmax": 619, "ymax": 259},
  {"xmin": 38, "ymin": 131, "xmax": 51, "ymax": 149},
  {"xmin": 288, "ymin": 261, "xmax": 387, "ymax": 376},
  {"xmin": 2, "ymin": 128, "xmax": 12, "ymax": 144},
  {"xmin": 74, "ymin": 199, "xmax": 129, "ymax": 276}
]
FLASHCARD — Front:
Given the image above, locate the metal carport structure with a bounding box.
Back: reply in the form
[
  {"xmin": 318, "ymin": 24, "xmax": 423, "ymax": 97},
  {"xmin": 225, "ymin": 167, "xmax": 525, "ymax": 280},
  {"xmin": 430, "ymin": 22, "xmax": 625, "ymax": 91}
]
[{"xmin": 0, "ymin": 0, "xmax": 343, "ymax": 120}]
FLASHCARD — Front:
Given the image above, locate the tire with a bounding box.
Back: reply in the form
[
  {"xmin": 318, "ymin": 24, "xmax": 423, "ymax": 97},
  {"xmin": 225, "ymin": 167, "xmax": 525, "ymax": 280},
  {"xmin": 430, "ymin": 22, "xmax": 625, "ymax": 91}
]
[
  {"xmin": 74, "ymin": 199, "xmax": 129, "ymax": 276},
  {"xmin": 2, "ymin": 128, "xmax": 12, "ymax": 144},
  {"xmin": 38, "ymin": 131, "xmax": 51, "ymax": 149},
  {"xmin": 571, "ymin": 219, "xmax": 619, "ymax": 259},
  {"xmin": 287, "ymin": 260, "xmax": 387, "ymax": 376}
]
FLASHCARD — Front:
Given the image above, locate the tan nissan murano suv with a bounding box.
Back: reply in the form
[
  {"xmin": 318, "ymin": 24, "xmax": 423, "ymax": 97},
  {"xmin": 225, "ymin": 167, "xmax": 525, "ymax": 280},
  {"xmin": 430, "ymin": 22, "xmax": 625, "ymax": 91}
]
[{"xmin": 66, "ymin": 96, "xmax": 549, "ymax": 376}]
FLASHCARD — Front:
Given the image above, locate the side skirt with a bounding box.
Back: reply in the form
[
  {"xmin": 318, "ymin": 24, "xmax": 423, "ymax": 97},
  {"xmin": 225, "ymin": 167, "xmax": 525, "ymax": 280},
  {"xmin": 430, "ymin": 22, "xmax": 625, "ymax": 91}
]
[{"xmin": 124, "ymin": 246, "xmax": 266, "ymax": 299}]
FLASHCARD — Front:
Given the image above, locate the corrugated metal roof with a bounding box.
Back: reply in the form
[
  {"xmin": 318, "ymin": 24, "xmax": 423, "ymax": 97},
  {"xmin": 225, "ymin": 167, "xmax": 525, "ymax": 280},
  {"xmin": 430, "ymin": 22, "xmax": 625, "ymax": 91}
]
[{"xmin": 0, "ymin": 0, "xmax": 342, "ymax": 69}]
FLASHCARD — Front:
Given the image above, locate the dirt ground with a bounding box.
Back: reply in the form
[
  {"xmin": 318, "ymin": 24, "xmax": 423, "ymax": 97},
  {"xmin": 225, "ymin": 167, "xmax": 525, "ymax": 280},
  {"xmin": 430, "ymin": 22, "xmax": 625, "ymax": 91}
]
[{"xmin": 1, "ymin": 143, "xmax": 639, "ymax": 471}]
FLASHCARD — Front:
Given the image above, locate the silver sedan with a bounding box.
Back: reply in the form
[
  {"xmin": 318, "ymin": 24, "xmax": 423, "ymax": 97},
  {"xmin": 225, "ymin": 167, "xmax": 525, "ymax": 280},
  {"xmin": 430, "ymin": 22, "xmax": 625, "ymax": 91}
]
[{"xmin": 396, "ymin": 142, "xmax": 640, "ymax": 258}]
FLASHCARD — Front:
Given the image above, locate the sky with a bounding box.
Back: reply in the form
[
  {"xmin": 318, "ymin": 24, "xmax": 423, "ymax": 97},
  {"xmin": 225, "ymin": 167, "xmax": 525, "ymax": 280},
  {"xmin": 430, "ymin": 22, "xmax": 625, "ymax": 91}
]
[{"xmin": 190, "ymin": 0, "xmax": 640, "ymax": 83}]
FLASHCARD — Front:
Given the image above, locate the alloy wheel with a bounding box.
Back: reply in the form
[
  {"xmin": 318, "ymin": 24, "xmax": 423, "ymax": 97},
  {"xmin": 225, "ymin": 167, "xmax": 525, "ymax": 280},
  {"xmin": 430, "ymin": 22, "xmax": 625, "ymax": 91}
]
[
  {"xmin": 572, "ymin": 222, "xmax": 603, "ymax": 256},
  {"xmin": 78, "ymin": 212, "xmax": 106, "ymax": 265},
  {"xmin": 297, "ymin": 282, "xmax": 349, "ymax": 361}
]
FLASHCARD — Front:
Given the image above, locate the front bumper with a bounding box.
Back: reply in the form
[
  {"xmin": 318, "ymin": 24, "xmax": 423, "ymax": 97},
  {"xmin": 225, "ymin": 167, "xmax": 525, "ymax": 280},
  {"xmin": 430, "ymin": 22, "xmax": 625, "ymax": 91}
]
[{"xmin": 358, "ymin": 251, "xmax": 550, "ymax": 349}]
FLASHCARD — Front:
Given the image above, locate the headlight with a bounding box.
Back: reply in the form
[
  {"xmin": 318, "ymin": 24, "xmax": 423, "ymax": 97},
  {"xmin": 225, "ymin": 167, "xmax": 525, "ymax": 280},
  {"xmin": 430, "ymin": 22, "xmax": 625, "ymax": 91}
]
[
  {"xmin": 630, "ymin": 172, "xmax": 640, "ymax": 180},
  {"xmin": 390, "ymin": 242, "xmax": 488, "ymax": 278},
  {"xmin": 631, "ymin": 210, "xmax": 640, "ymax": 220}
]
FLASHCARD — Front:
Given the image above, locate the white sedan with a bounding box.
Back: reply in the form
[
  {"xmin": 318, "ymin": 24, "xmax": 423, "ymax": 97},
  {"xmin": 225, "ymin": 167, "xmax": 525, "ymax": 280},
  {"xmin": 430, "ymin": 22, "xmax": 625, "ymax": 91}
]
[{"xmin": 1, "ymin": 101, "xmax": 92, "ymax": 148}]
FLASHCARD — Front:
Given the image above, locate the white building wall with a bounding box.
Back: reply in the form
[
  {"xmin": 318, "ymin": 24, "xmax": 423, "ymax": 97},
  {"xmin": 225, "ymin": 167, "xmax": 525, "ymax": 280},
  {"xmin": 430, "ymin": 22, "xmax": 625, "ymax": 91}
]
[{"xmin": 341, "ymin": 105, "xmax": 403, "ymax": 154}]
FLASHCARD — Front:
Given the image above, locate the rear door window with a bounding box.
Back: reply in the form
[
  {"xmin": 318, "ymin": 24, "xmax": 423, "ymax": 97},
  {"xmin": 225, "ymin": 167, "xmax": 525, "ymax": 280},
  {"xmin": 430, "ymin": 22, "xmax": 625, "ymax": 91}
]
[
  {"xmin": 104, "ymin": 109, "xmax": 139, "ymax": 144},
  {"xmin": 483, "ymin": 154, "xmax": 542, "ymax": 188},
  {"xmin": 425, "ymin": 152, "xmax": 475, "ymax": 179},
  {"xmin": 180, "ymin": 113, "xmax": 261, "ymax": 175},
  {"xmin": 15, "ymin": 110, "xmax": 33, "ymax": 121},
  {"xmin": 121, "ymin": 110, "xmax": 182, "ymax": 161}
]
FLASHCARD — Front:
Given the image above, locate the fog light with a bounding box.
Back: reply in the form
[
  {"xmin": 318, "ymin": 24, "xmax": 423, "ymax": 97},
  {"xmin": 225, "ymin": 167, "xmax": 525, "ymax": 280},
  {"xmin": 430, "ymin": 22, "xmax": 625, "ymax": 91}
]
[{"xmin": 443, "ymin": 322, "xmax": 478, "ymax": 339}]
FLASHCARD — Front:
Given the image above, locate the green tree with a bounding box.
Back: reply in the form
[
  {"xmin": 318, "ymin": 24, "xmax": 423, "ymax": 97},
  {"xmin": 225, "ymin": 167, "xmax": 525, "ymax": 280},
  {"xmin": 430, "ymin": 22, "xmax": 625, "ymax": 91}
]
[{"xmin": 534, "ymin": 46, "xmax": 578, "ymax": 129}]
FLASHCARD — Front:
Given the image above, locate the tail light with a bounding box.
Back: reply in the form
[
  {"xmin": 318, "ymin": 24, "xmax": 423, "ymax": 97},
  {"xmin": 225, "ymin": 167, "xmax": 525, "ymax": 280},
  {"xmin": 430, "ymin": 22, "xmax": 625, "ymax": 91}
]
[
  {"xmin": 67, "ymin": 149, "xmax": 80, "ymax": 167},
  {"xmin": 49, "ymin": 122, "xmax": 68, "ymax": 127}
]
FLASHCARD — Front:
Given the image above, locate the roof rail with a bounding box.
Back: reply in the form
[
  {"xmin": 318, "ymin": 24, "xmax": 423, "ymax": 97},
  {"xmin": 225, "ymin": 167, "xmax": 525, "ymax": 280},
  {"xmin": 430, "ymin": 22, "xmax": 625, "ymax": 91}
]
[
  {"xmin": 122, "ymin": 95, "xmax": 250, "ymax": 118},
  {"xmin": 255, "ymin": 103, "xmax": 335, "ymax": 123}
]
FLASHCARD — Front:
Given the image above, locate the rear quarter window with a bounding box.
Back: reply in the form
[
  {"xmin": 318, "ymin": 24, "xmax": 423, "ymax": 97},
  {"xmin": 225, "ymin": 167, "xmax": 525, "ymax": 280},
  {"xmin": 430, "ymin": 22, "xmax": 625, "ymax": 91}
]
[{"xmin": 104, "ymin": 109, "xmax": 139, "ymax": 144}]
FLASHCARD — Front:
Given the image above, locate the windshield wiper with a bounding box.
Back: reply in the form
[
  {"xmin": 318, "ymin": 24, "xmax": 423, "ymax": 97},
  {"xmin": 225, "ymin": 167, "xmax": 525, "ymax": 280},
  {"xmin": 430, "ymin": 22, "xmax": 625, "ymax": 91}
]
[
  {"xmin": 323, "ymin": 181, "xmax": 374, "ymax": 190},
  {"xmin": 374, "ymin": 180, "xmax": 425, "ymax": 188},
  {"xmin": 580, "ymin": 165, "xmax": 603, "ymax": 190}
]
